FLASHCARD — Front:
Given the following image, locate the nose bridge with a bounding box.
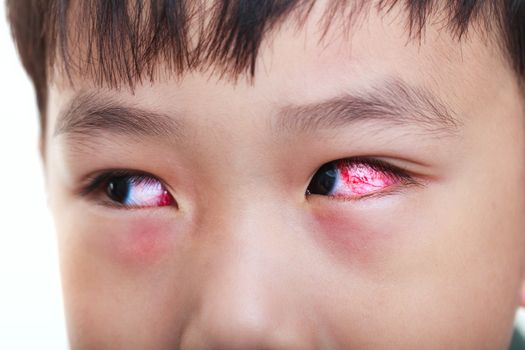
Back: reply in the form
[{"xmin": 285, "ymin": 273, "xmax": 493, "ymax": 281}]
[
  {"xmin": 203, "ymin": 201, "xmax": 278, "ymax": 311},
  {"xmin": 181, "ymin": 196, "xmax": 311, "ymax": 349}
]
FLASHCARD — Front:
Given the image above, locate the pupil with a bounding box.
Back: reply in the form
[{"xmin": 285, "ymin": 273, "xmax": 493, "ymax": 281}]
[
  {"xmin": 307, "ymin": 162, "xmax": 337, "ymax": 195},
  {"xmin": 107, "ymin": 177, "xmax": 130, "ymax": 203}
]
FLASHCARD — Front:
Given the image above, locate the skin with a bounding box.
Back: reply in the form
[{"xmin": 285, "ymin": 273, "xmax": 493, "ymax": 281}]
[{"xmin": 43, "ymin": 3, "xmax": 525, "ymax": 349}]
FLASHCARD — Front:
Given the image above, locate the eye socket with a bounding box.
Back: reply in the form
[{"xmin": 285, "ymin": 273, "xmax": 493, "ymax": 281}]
[
  {"xmin": 306, "ymin": 157, "xmax": 414, "ymax": 200},
  {"xmin": 81, "ymin": 170, "xmax": 175, "ymax": 209}
]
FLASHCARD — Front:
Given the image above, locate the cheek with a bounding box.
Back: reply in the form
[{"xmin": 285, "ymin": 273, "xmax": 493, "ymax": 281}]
[
  {"xmin": 108, "ymin": 218, "xmax": 175, "ymax": 265},
  {"xmin": 60, "ymin": 208, "xmax": 182, "ymax": 267},
  {"xmin": 309, "ymin": 204, "xmax": 396, "ymax": 266}
]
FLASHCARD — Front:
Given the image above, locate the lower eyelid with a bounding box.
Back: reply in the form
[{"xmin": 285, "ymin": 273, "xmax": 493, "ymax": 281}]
[
  {"xmin": 330, "ymin": 185, "xmax": 405, "ymax": 201},
  {"xmin": 330, "ymin": 173, "xmax": 422, "ymax": 201}
]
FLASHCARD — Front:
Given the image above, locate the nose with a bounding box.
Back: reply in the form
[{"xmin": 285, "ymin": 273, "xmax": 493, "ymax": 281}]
[{"xmin": 179, "ymin": 201, "xmax": 317, "ymax": 349}]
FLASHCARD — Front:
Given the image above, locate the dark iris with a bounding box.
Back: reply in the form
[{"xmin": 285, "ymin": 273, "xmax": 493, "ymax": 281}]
[
  {"xmin": 307, "ymin": 162, "xmax": 337, "ymax": 195},
  {"xmin": 106, "ymin": 176, "xmax": 131, "ymax": 203}
]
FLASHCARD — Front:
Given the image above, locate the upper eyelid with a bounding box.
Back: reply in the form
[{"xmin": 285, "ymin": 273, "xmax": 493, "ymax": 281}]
[
  {"xmin": 332, "ymin": 157, "xmax": 414, "ymax": 185},
  {"xmin": 340, "ymin": 157, "xmax": 410, "ymax": 174}
]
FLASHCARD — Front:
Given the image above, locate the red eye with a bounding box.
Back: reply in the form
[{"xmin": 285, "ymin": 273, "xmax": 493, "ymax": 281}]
[
  {"xmin": 106, "ymin": 175, "xmax": 174, "ymax": 207},
  {"xmin": 335, "ymin": 161, "xmax": 397, "ymax": 197},
  {"xmin": 307, "ymin": 158, "xmax": 410, "ymax": 199},
  {"xmin": 81, "ymin": 170, "xmax": 176, "ymax": 209}
]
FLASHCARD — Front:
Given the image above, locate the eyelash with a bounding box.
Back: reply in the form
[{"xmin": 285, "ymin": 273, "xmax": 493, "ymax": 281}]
[
  {"xmin": 79, "ymin": 158, "xmax": 417, "ymax": 209},
  {"xmin": 306, "ymin": 157, "xmax": 418, "ymax": 201},
  {"xmin": 342, "ymin": 157, "xmax": 412, "ymax": 183},
  {"xmin": 79, "ymin": 169, "xmax": 175, "ymax": 209}
]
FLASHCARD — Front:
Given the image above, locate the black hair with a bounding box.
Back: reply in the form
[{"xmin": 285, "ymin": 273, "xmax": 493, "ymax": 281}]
[{"xmin": 6, "ymin": 0, "xmax": 525, "ymax": 132}]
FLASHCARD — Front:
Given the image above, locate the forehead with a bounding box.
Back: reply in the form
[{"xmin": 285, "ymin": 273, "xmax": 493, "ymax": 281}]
[
  {"xmin": 49, "ymin": 2, "xmax": 509, "ymax": 128},
  {"xmin": 49, "ymin": 0, "xmax": 505, "ymax": 92}
]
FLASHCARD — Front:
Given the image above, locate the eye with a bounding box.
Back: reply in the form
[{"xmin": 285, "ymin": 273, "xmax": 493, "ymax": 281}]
[
  {"xmin": 306, "ymin": 157, "xmax": 413, "ymax": 200},
  {"xmin": 81, "ymin": 170, "xmax": 175, "ymax": 208}
]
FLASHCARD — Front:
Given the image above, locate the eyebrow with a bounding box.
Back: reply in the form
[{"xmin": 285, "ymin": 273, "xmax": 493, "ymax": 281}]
[
  {"xmin": 54, "ymin": 78, "xmax": 460, "ymax": 141},
  {"xmin": 54, "ymin": 92, "xmax": 183, "ymax": 139},
  {"xmin": 275, "ymin": 78, "xmax": 461, "ymax": 136}
]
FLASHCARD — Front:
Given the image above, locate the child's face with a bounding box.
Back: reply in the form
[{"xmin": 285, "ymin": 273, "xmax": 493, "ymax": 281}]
[{"xmin": 44, "ymin": 5, "xmax": 525, "ymax": 349}]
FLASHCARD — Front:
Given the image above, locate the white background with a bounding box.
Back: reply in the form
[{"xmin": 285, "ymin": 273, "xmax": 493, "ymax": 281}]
[
  {"xmin": 0, "ymin": 2, "xmax": 68, "ymax": 349},
  {"xmin": 0, "ymin": 2, "xmax": 524, "ymax": 349}
]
